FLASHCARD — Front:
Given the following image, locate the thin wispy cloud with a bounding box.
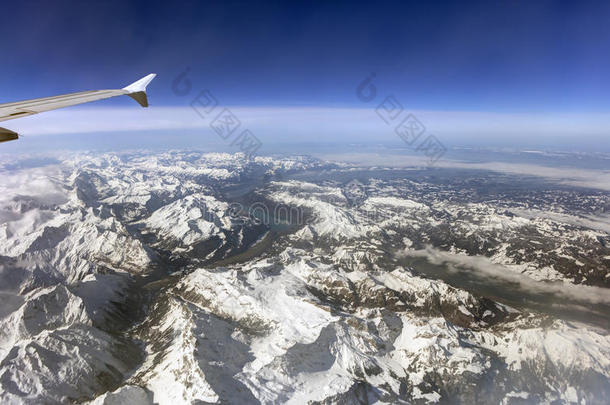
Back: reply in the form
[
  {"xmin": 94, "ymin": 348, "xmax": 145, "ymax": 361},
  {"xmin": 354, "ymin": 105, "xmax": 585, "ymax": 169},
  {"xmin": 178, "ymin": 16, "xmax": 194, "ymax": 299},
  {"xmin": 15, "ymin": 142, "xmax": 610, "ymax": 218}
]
[
  {"xmin": 8, "ymin": 106, "xmax": 610, "ymax": 191},
  {"xmin": 11, "ymin": 106, "xmax": 610, "ymax": 142},
  {"xmin": 402, "ymin": 246, "xmax": 610, "ymax": 306}
]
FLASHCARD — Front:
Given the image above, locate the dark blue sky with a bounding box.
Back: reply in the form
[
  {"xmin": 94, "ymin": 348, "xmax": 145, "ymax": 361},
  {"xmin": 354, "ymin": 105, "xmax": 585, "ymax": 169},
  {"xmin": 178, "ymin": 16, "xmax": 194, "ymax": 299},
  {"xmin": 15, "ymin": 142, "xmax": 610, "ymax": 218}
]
[{"xmin": 2, "ymin": 0, "xmax": 610, "ymax": 113}]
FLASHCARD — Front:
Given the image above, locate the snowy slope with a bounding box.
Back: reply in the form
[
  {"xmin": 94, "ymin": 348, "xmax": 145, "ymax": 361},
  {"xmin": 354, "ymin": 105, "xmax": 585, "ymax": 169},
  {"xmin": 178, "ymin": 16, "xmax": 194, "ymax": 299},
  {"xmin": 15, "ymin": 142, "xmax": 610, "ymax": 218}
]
[{"xmin": 0, "ymin": 151, "xmax": 608, "ymax": 404}]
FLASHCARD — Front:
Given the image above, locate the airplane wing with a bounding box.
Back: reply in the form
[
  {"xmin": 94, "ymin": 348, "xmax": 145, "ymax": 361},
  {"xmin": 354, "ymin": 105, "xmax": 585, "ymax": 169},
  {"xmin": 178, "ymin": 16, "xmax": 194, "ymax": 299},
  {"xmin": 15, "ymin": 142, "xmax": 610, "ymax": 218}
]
[{"xmin": 0, "ymin": 73, "xmax": 156, "ymax": 143}]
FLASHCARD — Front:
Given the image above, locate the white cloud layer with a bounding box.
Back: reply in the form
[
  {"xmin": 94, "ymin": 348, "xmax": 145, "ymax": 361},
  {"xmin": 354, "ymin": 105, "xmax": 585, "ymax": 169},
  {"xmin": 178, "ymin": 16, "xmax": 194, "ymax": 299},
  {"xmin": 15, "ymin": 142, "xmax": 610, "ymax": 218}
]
[
  {"xmin": 317, "ymin": 152, "xmax": 610, "ymax": 191},
  {"xmin": 9, "ymin": 106, "xmax": 610, "ymax": 143},
  {"xmin": 402, "ymin": 246, "xmax": 610, "ymax": 306}
]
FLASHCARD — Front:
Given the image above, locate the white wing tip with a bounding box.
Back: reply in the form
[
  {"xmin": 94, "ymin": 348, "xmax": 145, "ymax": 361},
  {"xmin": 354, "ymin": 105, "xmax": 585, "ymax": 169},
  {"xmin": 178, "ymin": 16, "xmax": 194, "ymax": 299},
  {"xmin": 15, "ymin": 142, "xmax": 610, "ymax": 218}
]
[{"xmin": 123, "ymin": 73, "xmax": 157, "ymax": 93}]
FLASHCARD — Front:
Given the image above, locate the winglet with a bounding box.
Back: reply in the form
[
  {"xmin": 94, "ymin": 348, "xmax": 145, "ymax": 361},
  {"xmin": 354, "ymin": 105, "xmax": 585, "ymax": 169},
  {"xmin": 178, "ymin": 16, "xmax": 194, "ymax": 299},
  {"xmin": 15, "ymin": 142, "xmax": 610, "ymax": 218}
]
[
  {"xmin": 123, "ymin": 73, "xmax": 157, "ymax": 107},
  {"xmin": 123, "ymin": 73, "xmax": 157, "ymax": 93}
]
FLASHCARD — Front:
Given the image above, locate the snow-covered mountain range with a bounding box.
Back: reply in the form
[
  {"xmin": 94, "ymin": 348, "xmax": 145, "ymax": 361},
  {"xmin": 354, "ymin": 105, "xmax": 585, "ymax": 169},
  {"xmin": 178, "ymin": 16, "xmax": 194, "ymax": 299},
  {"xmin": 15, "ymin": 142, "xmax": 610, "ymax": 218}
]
[{"xmin": 0, "ymin": 151, "xmax": 608, "ymax": 404}]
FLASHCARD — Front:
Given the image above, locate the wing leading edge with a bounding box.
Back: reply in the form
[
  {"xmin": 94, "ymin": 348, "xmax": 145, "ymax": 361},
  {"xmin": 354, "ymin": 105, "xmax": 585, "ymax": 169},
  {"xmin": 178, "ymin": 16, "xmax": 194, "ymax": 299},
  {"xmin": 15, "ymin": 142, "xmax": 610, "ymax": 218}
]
[{"xmin": 0, "ymin": 73, "xmax": 156, "ymax": 143}]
